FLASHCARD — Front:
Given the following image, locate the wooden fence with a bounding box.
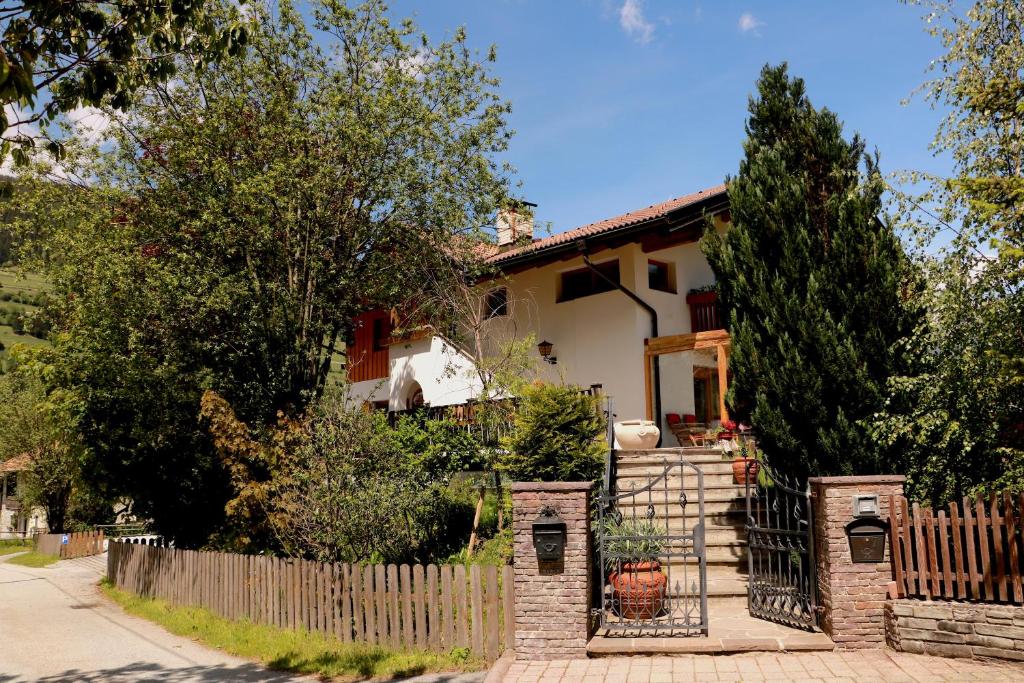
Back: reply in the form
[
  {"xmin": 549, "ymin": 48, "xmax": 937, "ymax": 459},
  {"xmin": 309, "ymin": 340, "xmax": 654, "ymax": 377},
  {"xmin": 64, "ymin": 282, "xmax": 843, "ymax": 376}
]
[
  {"xmin": 890, "ymin": 493, "xmax": 1023, "ymax": 603},
  {"xmin": 107, "ymin": 541, "xmax": 514, "ymax": 662},
  {"xmin": 35, "ymin": 530, "xmax": 105, "ymax": 559}
]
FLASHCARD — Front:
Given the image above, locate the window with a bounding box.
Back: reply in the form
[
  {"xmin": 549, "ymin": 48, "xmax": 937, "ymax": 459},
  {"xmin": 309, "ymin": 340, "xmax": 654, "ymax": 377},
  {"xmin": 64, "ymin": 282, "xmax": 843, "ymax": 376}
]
[
  {"xmin": 486, "ymin": 287, "xmax": 508, "ymax": 318},
  {"xmin": 648, "ymin": 260, "xmax": 675, "ymax": 293},
  {"xmin": 372, "ymin": 316, "xmax": 388, "ymax": 352},
  {"xmin": 559, "ymin": 260, "xmax": 620, "ymax": 302}
]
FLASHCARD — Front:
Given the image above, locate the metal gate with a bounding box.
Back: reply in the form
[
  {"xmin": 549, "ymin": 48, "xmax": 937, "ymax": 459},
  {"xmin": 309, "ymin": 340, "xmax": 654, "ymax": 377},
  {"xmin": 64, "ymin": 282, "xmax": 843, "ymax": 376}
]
[
  {"xmin": 744, "ymin": 459, "xmax": 818, "ymax": 630},
  {"xmin": 597, "ymin": 455, "xmax": 708, "ymax": 635}
]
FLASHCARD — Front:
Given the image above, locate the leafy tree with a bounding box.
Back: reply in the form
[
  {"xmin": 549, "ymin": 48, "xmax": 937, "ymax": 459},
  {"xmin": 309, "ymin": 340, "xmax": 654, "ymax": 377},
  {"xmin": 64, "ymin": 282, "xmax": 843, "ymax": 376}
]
[
  {"xmin": 872, "ymin": 0, "xmax": 1024, "ymax": 504},
  {"xmin": 702, "ymin": 64, "xmax": 918, "ymax": 477},
  {"xmin": 0, "ymin": 0, "xmax": 247, "ymax": 168},
  {"xmin": 0, "ymin": 363, "xmax": 78, "ymax": 532},
  {"xmin": 897, "ymin": 0, "xmax": 1024, "ymax": 263},
  {"xmin": 27, "ymin": 0, "xmax": 511, "ymax": 545},
  {"xmin": 499, "ymin": 382, "xmax": 605, "ymax": 483}
]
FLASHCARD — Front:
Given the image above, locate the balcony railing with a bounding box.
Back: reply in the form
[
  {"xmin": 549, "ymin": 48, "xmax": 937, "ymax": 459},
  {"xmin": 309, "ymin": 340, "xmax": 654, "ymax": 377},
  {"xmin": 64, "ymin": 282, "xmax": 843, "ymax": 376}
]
[{"xmin": 687, "ymin": 290, "xmax": 723, "ymax": 333}]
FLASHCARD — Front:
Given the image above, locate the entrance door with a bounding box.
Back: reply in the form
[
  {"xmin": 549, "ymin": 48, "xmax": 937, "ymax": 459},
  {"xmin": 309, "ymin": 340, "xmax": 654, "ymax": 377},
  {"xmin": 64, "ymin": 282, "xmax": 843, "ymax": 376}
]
[
  {"xmin": 744, "ymin": 462, "xmax": 819, "ymax": 630},
  {"xmin": 597, "ymin": 454, "xmax": 708, "ymax": 635}
]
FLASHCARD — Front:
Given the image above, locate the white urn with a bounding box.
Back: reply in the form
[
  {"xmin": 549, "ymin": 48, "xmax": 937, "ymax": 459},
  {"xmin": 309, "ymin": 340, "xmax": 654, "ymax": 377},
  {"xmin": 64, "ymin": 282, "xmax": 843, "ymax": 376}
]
[{"xmin": 614, "ymin": 420, "xmax": 661, "ymax": 450}]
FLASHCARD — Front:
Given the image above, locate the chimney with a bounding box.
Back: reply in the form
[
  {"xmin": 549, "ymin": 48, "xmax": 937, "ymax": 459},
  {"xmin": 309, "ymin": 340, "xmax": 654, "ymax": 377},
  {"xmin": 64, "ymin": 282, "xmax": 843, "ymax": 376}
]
[{"xmin": 496, "ymin": 200, "xmax": 537, "ymax": 247}]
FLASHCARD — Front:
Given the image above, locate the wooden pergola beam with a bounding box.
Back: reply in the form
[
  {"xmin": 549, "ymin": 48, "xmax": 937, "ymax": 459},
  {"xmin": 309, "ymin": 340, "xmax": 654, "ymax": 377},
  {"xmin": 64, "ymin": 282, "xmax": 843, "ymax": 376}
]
[{"xmin": 644, "ymin": 330, "xmax": 731, "ymax": 424}]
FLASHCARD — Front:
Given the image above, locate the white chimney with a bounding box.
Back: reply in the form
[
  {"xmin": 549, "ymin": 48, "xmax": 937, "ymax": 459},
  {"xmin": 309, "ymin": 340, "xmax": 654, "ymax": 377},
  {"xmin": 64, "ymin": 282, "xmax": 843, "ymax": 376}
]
[{"xmin": 496, "ymin": 201, "xmax": 536, "ymax": 247}]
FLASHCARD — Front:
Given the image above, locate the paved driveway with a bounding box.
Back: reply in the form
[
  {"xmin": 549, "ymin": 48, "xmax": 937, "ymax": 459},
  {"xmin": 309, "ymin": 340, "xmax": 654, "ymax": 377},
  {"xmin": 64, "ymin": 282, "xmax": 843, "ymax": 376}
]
[
  {"xmin": 0, "ymin": 553, "xmax": 310, "ymax": 682},
  {"xmin": 500, "ymin": 650, "xmax": 1024, "ymax": 682}
]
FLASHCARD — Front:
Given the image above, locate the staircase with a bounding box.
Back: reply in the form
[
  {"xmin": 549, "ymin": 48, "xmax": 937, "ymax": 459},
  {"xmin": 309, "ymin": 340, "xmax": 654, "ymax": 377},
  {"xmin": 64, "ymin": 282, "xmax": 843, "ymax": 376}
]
[{"xmin": 612, "ymin": 447, "xmax": 749, "ymax": 611}]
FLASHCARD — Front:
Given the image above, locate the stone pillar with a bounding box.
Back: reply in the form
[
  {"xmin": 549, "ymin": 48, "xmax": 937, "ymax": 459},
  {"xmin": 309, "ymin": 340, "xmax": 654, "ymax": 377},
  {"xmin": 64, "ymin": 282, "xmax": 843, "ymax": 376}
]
[
  {"xmin": 511, "ymin": 481, "xmax": 594, "ymax": 661},
  {"xmin": 810, "ymin": 475, "xmax": 906, "ymax": 649}
]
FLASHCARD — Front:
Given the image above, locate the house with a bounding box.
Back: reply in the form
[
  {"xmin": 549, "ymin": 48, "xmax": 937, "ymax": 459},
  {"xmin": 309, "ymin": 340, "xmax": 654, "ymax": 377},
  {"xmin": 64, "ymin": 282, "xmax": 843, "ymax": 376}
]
[
  {"xmin": 346, "ymin": 184, "xmax": 733, "ymax": 446},
  {"xmin": 0, "ymin": 453, "xmax": 47, "ymax": 539}
]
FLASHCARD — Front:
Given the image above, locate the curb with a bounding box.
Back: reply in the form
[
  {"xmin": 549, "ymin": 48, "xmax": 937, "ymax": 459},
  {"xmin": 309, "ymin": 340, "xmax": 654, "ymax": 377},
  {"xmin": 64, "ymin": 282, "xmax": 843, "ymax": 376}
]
[{"xmin": 483, "ymin": 652, "xmax": 515, "ymax": 683}]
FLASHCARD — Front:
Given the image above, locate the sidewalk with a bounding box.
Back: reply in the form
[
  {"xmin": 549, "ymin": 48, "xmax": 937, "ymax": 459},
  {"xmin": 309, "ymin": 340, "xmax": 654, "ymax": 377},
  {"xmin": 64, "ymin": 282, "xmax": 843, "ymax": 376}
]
[{"xmin": 500, "ymin": 650, "xmax": 1024, "ymax": 682}]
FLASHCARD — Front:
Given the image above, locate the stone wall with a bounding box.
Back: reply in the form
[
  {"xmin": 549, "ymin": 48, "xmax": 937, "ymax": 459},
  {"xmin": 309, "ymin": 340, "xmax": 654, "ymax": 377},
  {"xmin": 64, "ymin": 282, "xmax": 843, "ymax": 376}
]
[
  {"xmin": 510, "ymin": 482, "xmax": 594, "ymax": 661},
  {"xmin": 810, "ymin": 475, "xmax": 906, "ymax": 649},
  {"xmin": 886, "ymin": 599, "xmax": 1024, "ymax": 662}
]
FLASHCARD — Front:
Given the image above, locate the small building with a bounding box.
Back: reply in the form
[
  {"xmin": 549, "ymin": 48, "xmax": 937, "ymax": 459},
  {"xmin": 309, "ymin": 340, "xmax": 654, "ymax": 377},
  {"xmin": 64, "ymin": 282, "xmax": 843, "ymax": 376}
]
[{"xmin": 0, "ymin": 453, "xmax": 47, "ymax": 540}]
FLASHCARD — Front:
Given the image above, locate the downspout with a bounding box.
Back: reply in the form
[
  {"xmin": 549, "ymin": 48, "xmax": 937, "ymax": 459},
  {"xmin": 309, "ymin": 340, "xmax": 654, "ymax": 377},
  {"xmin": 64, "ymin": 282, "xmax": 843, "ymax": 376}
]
[{"xmin": 577, "ymin": 240, "xmax": 663, "ymax": 447}]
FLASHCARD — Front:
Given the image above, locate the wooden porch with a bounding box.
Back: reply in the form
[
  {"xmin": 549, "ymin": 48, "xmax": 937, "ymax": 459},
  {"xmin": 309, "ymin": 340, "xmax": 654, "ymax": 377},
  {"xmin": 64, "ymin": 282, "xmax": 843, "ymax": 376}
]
[{"xmin": 643, "ymin": 329, "xmax": 731, "ymax": 437}]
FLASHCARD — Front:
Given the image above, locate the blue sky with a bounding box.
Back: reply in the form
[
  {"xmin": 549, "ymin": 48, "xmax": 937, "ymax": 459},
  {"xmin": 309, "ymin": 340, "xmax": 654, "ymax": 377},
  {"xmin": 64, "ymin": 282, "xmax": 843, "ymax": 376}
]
[{"xmin": 391, "ymin": 0, "xmax": 951, "ymax": 236}]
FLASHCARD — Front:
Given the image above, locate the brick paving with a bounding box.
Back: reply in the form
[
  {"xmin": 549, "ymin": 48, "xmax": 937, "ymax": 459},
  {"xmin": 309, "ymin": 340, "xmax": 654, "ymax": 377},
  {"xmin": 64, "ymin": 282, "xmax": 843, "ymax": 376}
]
[{"xmin": 500, "ymin": 650, "xmax": 1024, "ymax": 682}]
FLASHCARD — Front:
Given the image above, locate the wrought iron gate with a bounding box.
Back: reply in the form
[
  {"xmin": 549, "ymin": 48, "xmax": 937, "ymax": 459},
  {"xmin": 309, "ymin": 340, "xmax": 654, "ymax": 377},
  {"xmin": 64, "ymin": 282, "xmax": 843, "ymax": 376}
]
[
  {"xmin": 597, "ymin": 455, "xmax": 708, "ymax": 635},
  {"xmin": 744, "ymin": 459, "xmax": 818, "ymax": 630}
]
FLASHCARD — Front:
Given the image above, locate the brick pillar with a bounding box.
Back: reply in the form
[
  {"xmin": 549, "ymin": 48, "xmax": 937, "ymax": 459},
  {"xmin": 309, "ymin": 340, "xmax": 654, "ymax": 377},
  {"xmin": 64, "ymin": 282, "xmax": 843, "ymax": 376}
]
[
  {"xmin": 511, "ymin": 481, "xmax": 594, "ymax": 661},
  {"xmin": 810, "ymin": 475, "xmax": 906, "ymax": 649}
]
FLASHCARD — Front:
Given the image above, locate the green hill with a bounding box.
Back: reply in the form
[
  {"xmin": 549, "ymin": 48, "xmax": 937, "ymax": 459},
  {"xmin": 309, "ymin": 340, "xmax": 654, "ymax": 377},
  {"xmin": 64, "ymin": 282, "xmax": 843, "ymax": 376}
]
[{"xmin": 0, "ymin": 268, "xmax": 51, "ymax": 368}]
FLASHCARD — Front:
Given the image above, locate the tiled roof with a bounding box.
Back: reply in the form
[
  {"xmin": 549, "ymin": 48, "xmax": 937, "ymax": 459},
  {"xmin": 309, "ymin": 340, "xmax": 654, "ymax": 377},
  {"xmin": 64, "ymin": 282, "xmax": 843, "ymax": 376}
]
[
  {"xmin": 0, "ymin": 452, "xmax": 32, "ymax": 473},
  {"xmin": 487, "ymin": 184, "xmax": 727, "ymax": 264}
]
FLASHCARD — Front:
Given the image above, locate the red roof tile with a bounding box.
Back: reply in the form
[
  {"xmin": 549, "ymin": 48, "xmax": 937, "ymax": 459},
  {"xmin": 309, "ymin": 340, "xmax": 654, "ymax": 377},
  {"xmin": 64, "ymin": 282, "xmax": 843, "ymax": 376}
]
[
  {"xmin": 0, "ymin": 452, "xmax": 32, "ymax": 473},
  {"xmin": 487, "ymin": 183, "xmax": 727, "ymax": 264}
]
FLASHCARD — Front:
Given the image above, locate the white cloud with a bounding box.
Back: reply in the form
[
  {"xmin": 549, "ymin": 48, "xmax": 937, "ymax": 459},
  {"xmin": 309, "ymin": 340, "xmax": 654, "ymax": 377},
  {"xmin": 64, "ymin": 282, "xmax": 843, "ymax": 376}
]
[
  {"xmin": 65, "ymin": 106, "xmax": 112, "ymax": 144},
  {"xmin": 619, "ymin": 0, "xmax": 655, "ymax": 44},
  {"xmin": 738, "ymin": 12, "xmax": 764, "ymax": 34}
]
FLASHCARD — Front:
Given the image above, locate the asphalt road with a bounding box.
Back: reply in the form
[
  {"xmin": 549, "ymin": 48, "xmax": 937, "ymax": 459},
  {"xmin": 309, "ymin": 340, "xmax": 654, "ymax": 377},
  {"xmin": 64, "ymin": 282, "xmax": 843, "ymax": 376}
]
[
  {"xmin": 0, "ymin": 552, "xmax": 312, "ymax": 683},
  {"xmin": 0, "ymin": 552, "xmax": 485, "ymax": 683}
]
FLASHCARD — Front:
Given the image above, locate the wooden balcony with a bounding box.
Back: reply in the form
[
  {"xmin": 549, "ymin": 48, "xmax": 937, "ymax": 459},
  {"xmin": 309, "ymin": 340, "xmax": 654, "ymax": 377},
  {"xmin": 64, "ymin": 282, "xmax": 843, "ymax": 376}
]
[{"xmin": 686, "ymin": 290, "xmax": 723, "ymax": 333}]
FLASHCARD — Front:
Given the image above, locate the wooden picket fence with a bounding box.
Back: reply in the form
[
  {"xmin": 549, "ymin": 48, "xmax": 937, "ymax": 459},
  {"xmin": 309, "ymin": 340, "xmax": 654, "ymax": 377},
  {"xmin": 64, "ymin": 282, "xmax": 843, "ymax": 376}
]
[
  {"xmin": 35, "ymin": 530, "xmax": 105, "ymax": 559},
  {"xmin": 107, "ymin": 541, "xmax": 514, "ymax": 662},
  {"xmin": 890, "ymin": 493, "xmax": 1024, "ymax": 603}
]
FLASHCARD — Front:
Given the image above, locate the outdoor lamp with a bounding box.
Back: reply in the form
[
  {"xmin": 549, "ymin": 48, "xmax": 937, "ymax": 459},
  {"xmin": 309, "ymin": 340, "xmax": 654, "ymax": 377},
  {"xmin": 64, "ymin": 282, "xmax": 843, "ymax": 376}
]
[{"xmin": 537, "ymin": 340, "xmax": 557, "ymax": 365}]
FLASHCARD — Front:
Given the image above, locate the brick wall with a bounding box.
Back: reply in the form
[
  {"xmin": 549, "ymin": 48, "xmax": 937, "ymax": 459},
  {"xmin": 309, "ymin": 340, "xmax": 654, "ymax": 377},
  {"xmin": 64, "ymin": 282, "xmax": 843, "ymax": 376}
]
[
  {"xmin": 886, "ymin": 600, "xmax": 1024, "ymax": 662},
  {"xmin": 511, "ymin": 481, "xmax": 594, "ymax": 660},
  {"xmin": 810, "ymin": 475, "xmax": 905, "ymax": 649}
]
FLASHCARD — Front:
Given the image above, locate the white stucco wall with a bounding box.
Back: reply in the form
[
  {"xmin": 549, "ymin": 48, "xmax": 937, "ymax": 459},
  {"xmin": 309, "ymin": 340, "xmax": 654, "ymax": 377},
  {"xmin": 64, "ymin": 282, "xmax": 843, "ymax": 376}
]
[{"xmin": 348, "ymin": 336, "xmax": 482, "ymax": 411}]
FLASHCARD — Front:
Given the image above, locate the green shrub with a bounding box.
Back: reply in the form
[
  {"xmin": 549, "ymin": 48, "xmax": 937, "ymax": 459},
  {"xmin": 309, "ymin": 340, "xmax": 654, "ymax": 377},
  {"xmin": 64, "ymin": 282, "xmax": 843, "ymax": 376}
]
[
  {"xmin": 391, "ymin": 413, "xmax": 487, "ymax": 478},
  {"xmin": 498, "ymin": 382, "xmax": 605, "ymax": 482},
  {"xmin": 275, "ymin": 401, "xmax": 475, "ymax": 565}
]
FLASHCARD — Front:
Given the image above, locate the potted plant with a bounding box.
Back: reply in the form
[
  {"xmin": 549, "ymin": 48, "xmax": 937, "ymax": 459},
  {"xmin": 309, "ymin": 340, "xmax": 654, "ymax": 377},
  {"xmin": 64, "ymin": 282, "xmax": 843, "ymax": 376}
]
[
  {"xmin": 730, "ymin": 423, "xmax": 761, "ymax": 485},
  {"xmin": 602, "ymin": 517, "xmax": 667, "ymax": 620},
  {"xmin": 717, "ymin": 420, "xmax": 736, "ymax": 441},
  {"xmin": 685, "ymin": 284, "xmax": 718, "ymax": 306}
]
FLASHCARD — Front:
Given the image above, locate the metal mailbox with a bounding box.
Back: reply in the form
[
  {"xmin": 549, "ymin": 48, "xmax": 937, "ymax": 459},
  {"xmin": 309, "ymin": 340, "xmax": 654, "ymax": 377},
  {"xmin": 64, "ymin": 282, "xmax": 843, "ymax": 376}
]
[
  {"xmin": 846, "ymin": 517, "xmax": 889, "ymax": 563},
  {"xmin": 532, "ymin": 506, "xmax": 566, "ymax": 562}
]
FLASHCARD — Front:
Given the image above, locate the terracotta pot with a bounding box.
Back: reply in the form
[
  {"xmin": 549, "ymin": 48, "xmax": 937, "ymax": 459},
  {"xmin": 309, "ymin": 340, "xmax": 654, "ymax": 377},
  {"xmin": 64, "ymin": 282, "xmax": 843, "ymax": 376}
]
[
  {"xmin": 733, "ymin": 458, "xmax": 760, "ymax": 485},
  {"xmin": 615, "ymin": 420, "xmax": 660, "ymax": 450},
  {"xmin": 608, "ymin": 561, "xmax": 667, "ymax": 620}
]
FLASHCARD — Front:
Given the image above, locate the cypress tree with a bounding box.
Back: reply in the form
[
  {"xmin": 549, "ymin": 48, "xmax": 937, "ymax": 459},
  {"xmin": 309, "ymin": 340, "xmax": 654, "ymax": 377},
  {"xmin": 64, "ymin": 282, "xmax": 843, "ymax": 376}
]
[{"xmin": 702, "ymin": 64, "xmax": 917, "ymax": 477}]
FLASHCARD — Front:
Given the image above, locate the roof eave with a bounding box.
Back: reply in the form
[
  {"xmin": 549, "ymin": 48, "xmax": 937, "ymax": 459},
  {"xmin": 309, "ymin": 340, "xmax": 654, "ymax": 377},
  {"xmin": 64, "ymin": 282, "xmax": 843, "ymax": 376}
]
[{"xmin": 492, "ymin": 191, "xmax": 730, "ymax": 271}]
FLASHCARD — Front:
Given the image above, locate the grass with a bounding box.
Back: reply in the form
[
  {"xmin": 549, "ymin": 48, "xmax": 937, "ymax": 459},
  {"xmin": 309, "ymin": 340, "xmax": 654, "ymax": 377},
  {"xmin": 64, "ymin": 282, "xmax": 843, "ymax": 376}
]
[
  {"xmin": 0, "ymin": 268, "xmax": 51, "ymax": 296},
  {"xmin": 0, "ymin": 539, "xmax": 31, "ymax": 556},
  {"xmin": 101, "ymin": 582, "xmax": 483, "ymax": 681},
  {"xmin": 6, "ymin": 551, "xmax": 59, "ymax": 567},
  {"xmin": 0, "ymin": 268, "xmax": 51, "ymax": 366}
]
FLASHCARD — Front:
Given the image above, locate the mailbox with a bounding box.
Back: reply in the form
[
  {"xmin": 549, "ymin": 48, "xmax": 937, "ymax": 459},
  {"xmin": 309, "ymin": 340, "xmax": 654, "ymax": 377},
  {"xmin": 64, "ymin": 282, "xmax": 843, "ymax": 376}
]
[
  {"xmin": 532, "ymin": 506, "xmax": 566, "ymax": 562},
  {"xmin": 846, "ymin": 517, "xmax": 889, "ymax": 563}
]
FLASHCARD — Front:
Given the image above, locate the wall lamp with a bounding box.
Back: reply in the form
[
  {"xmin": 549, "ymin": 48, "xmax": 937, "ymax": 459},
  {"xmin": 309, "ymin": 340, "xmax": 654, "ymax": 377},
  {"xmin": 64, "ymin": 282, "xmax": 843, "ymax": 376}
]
[{"xmin": 537, "ymin": 340, "xmax": 557, "ymax": 365}]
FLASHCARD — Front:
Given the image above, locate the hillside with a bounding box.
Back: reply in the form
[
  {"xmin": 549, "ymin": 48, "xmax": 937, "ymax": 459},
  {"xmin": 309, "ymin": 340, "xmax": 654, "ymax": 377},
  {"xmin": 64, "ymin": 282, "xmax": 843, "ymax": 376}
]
[{"xmin": 0, "ymin": 268, "xmax": 51, "ymax": 369}]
